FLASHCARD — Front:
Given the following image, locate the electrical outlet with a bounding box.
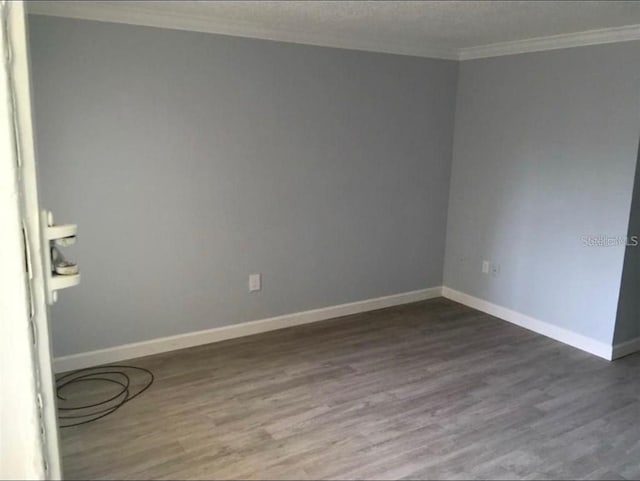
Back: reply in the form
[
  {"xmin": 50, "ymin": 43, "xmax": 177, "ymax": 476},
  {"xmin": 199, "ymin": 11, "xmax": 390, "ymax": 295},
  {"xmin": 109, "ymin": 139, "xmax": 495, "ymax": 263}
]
[
  {"xmin": 482, "ymin": 260, "xmax": 489, "ymax": 274},
  {"xmin": 249, "ymin": 273, "xmax": 261, "ymax": 292},
  {"xmin": 491, "ymin": 263, "xmax": 500, "ymax": 278}
]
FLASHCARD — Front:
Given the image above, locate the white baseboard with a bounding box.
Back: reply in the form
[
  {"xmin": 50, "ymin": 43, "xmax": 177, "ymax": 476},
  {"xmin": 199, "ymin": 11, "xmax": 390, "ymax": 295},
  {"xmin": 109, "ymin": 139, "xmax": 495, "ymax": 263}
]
[
  {"xmin": 612, "ymin": 336, "xmax": 640, "ymax": 360},
  {"xmin": 441, "ymin": 287, "xmax": 613, "ymax": 360},
  {"xmin": 53, "ymin": 286, "xmax": 443, "ymax": 373}
]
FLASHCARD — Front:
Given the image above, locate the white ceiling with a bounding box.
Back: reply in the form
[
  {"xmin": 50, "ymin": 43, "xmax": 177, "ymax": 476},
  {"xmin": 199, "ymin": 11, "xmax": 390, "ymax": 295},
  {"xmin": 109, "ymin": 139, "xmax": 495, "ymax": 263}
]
[{"xmin": 28, "ymin": 1, "xmax": 640, "ymax": 60}]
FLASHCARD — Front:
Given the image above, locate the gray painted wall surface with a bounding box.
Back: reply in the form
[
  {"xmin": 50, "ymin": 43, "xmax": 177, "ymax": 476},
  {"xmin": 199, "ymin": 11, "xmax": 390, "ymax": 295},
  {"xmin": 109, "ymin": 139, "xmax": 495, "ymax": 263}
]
[
  {"xmin": 614, "ymin": 140, "xmax": 640, "ymax": 345},
  {"xmin": 29, "ymin": 16, "xmax": 458, "ymax": 356},
  {"xmin": 444, "ymin": 42, "xmax": 640, "ymax": 344}
]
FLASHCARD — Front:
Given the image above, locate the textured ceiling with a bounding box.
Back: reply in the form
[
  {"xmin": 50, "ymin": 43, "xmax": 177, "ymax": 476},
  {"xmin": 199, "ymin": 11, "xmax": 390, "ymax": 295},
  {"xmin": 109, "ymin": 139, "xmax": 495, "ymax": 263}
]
[{"xmin": 28, "ymin": 1, "xmax": 640, "ymax": 59}]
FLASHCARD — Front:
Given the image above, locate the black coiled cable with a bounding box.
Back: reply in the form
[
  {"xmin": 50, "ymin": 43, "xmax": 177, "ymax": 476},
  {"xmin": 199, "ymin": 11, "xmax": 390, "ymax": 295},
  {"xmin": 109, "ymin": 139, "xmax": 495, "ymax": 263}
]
[{"xmin": 56, "ymin": 365, "xmax": 153, "ymax": 428}]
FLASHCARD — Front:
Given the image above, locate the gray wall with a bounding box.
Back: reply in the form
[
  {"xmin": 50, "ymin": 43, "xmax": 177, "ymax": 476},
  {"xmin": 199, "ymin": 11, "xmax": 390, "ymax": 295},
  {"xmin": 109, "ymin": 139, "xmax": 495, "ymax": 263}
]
[
  {"xmin": 29, "ymin": 16, "xmax": 458, "ymax": 357},
  {"xmin": 614, "ymin": 139, "xmax": 640, "ymax": 345},
  {"xmin": 444, "ymin": 42, "xmax": 640, "ymax": 344}
]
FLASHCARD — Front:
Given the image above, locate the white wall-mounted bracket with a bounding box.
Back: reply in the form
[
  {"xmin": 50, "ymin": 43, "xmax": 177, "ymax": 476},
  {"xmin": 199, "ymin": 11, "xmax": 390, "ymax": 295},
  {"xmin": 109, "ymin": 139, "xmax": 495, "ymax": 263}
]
[{"xmin": 40, "ymin": 209, "xmax": 80, "ymax": 305}]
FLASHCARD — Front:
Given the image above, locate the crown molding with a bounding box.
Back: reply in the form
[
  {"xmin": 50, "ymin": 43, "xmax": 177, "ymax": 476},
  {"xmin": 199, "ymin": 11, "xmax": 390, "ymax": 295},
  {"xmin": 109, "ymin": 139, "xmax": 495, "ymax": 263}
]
[
  {"xmin": 27, "ymin": 2, "xmax": 640, "ymax": 62},
  {"xmin": 26, "ymin": 1, "xmax": 459, "ymax": 60},
  {"xmin": 458, "ymin": 24, "xmax": 640, "ymax": 60}
]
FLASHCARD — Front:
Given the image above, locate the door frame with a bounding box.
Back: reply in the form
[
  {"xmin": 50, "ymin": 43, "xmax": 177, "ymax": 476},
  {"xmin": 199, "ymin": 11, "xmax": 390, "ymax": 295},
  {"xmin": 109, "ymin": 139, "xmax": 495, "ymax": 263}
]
[{"xmin": 0, "ymin": 1, "xmax": 61, "ymax": 478}]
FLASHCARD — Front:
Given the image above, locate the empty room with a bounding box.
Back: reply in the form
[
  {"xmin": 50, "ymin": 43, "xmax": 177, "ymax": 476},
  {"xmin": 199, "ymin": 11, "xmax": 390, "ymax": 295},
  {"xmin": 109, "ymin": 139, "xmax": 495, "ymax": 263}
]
[{"xmin": 2, "ymin": 1, "xmax": 640, "ymax": 480}]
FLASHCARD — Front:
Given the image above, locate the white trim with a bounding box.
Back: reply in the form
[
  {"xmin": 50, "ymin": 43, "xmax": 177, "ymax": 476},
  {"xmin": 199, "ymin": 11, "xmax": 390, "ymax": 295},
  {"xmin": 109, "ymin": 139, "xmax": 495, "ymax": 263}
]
[
  {"xmin": 612, "ymin": 336, "xmax": 640, "ymax": 360},
  {"xmin": 1, "ymin": 2, "xmax": 62, "ymax": 478},
  {"xmin": 53, "ymin": 286, "xmax": 443, "ymax": 373},
  {"xmin": 441, "ymin": 287, "xmax": 613, "ymax": 360},
  {"xmin": 51, "ymin": 285, "xmax": 637, "ymax": 371},
  {"xmin": 26, "ymin": 2, "xmax": 458, "ymax": 60},
  {"xmin": 26, "ymin": 2, "xmax": 640, "ymax": 61},
  {"xmin": 1, "ymin": 2, "xmax": 64, "ymax": 478},
  {"xmin": 457, "ymin": 24, "xmax": 640, "ymax": 60}
]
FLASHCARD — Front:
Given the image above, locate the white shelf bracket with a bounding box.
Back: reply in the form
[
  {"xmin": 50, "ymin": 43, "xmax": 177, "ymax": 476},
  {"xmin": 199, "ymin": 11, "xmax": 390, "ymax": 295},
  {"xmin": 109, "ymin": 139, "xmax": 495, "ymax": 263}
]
[{"xmin": 40, "ymin": 209, "xmax": 80, "ymax": 305}]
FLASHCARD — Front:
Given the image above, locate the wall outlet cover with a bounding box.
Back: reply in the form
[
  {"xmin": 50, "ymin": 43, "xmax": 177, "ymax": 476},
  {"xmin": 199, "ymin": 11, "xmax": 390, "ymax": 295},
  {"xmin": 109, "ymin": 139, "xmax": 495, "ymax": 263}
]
[
  {"xmin": 482, "ymin": 260, "xmax": 490, "ymax": 274},
  {"xmin": 249, "ymin": 273, "xmax": 261, "ymax": 292}
]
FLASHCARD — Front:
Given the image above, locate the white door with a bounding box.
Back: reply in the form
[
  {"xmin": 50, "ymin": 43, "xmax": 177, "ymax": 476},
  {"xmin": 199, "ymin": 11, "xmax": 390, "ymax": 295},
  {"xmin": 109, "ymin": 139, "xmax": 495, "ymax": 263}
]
[{"xmin": 0, "ymin": 1, "xmax": 62, "ymax": 479}]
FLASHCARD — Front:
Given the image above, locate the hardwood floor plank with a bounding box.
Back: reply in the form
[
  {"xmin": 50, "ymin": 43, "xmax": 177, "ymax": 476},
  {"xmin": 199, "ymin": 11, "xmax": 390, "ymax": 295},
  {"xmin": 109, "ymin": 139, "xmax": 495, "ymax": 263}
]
[{"xmin": 59, "ymin": 298, "xmax": 640, "ymax": 480}]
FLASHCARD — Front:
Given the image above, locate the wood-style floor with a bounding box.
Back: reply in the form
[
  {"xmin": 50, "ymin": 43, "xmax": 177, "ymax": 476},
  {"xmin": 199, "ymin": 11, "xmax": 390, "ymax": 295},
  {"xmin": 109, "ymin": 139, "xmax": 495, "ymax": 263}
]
[{"xmin": 59, "ymin": 298, "xmax": 640, "ymax": 480}]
